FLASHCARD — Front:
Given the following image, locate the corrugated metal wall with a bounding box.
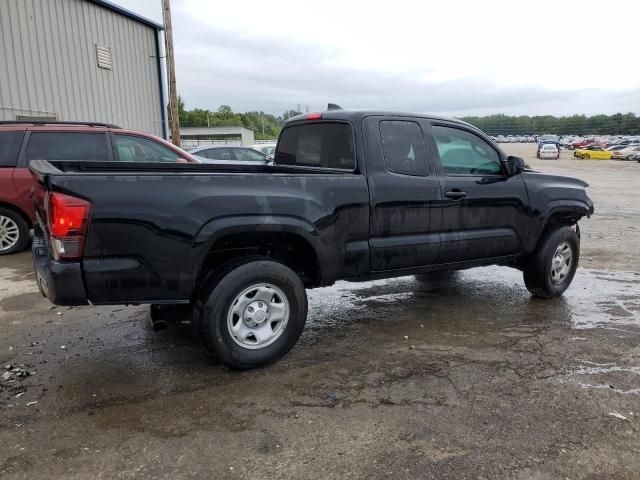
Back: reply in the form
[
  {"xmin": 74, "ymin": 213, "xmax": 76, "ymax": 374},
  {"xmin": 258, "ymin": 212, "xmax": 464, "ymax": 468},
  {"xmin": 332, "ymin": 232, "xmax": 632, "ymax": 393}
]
[{"xmin": 0, "ymin": 0, "xmax": 163, "ymax": 136}]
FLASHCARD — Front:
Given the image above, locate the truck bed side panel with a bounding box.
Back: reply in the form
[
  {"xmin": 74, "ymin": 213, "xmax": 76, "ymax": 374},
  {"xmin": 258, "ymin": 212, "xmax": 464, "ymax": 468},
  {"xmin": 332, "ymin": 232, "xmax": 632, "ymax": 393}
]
[{"xmin": 47, "ymin": 172, "xmax": 369, "ymax": 303}]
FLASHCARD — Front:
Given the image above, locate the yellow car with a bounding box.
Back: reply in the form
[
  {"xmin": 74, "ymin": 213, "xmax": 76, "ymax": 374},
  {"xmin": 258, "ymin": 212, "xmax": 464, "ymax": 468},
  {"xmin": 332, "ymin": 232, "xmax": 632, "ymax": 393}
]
[{"xmin": 574, "ymin": 145, "xmax": 612, "ymax": 160}]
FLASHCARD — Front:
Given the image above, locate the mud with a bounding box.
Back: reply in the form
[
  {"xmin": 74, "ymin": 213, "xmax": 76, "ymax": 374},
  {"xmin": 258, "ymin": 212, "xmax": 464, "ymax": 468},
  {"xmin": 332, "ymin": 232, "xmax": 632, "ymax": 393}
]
[{"xmin": 0, "ymin": 146, "xmax": 639, "ymax": 479}]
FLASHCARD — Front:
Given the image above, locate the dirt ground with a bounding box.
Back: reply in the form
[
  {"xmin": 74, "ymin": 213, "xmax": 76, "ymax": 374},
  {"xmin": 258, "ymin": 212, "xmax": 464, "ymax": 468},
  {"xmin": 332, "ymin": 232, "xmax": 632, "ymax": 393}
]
[{"xmin": 1, "ymin": 145, "xmax": 639, "ymax": 480}]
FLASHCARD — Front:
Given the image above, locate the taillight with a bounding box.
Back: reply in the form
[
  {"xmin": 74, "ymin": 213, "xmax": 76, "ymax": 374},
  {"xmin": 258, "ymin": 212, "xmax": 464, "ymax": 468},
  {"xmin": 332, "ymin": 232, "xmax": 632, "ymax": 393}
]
[
  {"xmin": 46, "ymin": 192, "xmax": 91, "ymax": 260},
  {"xmin": 306, "ymin": 112, "xmax": 322, "ymax": 120}
]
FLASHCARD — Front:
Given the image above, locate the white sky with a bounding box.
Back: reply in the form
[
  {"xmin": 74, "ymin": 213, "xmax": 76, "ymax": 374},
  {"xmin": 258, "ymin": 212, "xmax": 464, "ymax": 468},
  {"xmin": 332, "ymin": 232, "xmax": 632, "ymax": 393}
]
[{"xmin": 118, "ymin": 0, "xmax": 640, "ymax": 116}]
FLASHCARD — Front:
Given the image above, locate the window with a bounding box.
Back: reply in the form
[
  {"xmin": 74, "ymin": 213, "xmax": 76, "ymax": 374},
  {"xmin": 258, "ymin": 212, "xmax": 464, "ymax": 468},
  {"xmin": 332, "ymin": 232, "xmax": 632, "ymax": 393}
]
[
  {"xmin": 379, "ymin": 121, "xmax": 428, "ymax": 176},
  {"xmin": 432, "ymin": 126, "xmax": 502, "ymax": 175},
  {"xmin": 113, "ymin": 135, "xmax": 180, "ymax": 163},
  {"xmin": 0, "ymin": 132, "xmax": 24, "ymax": 167},
  {"xmin": 205, "ymin": 148, "xmax": 232, "ymax": 160},
  {"xmin": 276, "ymin": 123, "xmax": 355, "ymax": 169},
  {"xmin": 25, "ymin": 132, "xmax": 108, "ymax": 162},
  {"xmin": 233, "ymin": 149, "xmax": 266, "ymax": 162}
]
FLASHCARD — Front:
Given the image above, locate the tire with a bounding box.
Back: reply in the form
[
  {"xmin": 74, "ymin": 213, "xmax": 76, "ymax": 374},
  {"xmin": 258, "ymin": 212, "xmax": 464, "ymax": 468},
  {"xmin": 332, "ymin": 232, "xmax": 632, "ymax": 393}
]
[
  {"xmin": 198, "ymin": 259, "xmax": 307, "ymax": 369},
  {"xmin": 583, "ymin": 153, "xmax": 591, "ymax": 159},
  {"xmin": 0, "ymin": 207, "xmax": 30, "ymax": 256},
  {"xmin": 523, "ymin": 226, "xmax": 579, "ymax": 299}
]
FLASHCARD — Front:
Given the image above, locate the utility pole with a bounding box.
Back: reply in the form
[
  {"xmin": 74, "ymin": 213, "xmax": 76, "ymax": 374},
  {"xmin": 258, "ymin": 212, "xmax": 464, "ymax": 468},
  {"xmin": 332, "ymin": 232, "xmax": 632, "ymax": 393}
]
[{"xmin": 163, "ymin": 0, "xmax": 181, "ymax": 146}]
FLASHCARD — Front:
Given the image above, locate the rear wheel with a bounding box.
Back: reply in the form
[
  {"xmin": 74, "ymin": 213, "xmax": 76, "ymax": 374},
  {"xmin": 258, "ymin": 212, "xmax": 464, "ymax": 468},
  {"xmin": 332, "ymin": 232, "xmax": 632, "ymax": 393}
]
[
  {"xmin": 523, "ymin": 226, "xmax": 579, "ymax": 298},
  {"xmin": 583, "ymin": 153, "xmax": 591, "ymax": 159},
  {"xmin": 0, "ymin": 208, "xmax": 30, "ymax": 256},
  {"xmin": 197, "ymin": 259, "xmax": 307, "ymax": 369}
]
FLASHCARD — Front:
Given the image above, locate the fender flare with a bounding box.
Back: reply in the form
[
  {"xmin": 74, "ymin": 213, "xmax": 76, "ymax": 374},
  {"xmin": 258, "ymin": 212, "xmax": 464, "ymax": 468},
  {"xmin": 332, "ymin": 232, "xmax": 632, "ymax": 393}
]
[{"xmin": 190, "ymin": 214, "xmax": 326, "ymax": 282}]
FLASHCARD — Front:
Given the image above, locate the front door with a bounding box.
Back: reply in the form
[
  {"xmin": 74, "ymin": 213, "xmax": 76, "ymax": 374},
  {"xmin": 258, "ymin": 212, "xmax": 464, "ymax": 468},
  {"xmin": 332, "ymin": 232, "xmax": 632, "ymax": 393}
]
[
  {"xmin": 364, "ymin": 117, "xmax": 443, "ymax": 271},
  {"xmin": 426, "ymin": 122, "xmax": 530, "ymax": 264}
]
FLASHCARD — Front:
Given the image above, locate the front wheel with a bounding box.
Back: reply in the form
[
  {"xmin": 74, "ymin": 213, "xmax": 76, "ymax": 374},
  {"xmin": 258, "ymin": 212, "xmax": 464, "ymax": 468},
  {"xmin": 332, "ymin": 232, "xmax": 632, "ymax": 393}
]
[
  {"xmin": 197, "ymin": 259, "xmax": 308, "ymax": 369},
  {"xmin": 523, "ymin": 226, "xmax": 579, "ymax": 298}
]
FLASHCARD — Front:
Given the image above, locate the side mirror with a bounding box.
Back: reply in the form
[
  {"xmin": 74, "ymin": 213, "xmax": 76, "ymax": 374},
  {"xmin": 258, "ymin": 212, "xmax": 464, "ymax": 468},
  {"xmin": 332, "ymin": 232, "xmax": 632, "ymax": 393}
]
[{"xmin": 507, "ymin": 155, "xmax": 528, "ymax": 175}]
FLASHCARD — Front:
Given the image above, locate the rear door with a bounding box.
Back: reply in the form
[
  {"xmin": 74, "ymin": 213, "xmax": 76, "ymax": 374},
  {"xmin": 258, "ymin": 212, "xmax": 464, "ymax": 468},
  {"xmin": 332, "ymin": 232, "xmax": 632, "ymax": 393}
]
[
  {"xmin": 0, "ymin": 131, "xmax": 29, "ymax": 218},
  {"xmin": 425, "ymin": 122, "xmax": 530, "ymax": 263},
  {"xmin": 364, "ymin": 116, "xmax": 442, "ymax": 271}
]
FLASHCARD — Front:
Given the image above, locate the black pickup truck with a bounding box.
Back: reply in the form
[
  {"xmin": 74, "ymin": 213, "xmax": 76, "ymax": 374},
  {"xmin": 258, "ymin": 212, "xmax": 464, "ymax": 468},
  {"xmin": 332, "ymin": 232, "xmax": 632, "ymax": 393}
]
[{"xmin": 30, "ymin": 109, "xmax": 594, "ymax": 368}]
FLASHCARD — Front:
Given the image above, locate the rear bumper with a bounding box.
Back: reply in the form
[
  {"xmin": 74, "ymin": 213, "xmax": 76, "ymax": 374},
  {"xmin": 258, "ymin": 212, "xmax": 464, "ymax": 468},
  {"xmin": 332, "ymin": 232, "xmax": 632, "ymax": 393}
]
[{"xmin": 32, "ymin": 225, "xmax": 88, "ymax": 306}]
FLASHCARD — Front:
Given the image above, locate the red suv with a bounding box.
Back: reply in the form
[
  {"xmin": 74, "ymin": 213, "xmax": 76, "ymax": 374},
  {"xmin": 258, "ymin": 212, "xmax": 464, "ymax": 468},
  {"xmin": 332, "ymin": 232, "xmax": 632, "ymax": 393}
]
[{"xmin": 0, "ymin": 121, "xmax": 198, "ymax": 255}]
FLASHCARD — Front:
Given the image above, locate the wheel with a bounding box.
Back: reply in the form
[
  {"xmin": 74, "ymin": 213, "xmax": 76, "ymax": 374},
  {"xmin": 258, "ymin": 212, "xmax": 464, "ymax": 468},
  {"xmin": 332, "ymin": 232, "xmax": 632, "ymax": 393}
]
[
  {"xmin": 583, "ymin": 153, "xmax": 590, "ymax": 159},
  {"xmin": 523, "ymin": 226, "xmax": 579, "ymax": 299},
  {"xmin": 197, "ymin": 259, "xmax": 307, "ymax": 369},
  {"xmin": 0, "ymin": 208, "xmax": 30, "ymax": 255}
]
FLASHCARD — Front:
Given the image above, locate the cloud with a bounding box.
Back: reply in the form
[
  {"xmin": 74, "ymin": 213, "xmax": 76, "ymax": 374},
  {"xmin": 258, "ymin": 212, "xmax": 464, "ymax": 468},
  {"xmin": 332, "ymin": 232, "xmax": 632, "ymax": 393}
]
[{"xmin": 168, "ymin": 4, "xmax": 640, "ymax": 117}]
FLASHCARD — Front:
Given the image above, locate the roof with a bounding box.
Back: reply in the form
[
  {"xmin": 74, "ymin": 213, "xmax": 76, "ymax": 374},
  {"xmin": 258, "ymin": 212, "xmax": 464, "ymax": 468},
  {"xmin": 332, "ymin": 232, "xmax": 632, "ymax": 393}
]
[
  {"xmin": 180, "ymin": 126, "xmax": 256, "ymax": 136},
  {"xmin": 285, "ymin": 109, "xmax": 479, "ymax": 131},
  {"xmin": 90, "ymin": 0, "xmax": 164, "ymax": 30}
]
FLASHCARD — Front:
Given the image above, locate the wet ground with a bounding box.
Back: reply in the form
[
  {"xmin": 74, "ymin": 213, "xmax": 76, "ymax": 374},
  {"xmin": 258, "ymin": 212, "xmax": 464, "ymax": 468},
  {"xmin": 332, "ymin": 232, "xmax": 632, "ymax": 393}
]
[{"xmin": 1, "ymin": 145, "xmax": 639, "ymax": 479}]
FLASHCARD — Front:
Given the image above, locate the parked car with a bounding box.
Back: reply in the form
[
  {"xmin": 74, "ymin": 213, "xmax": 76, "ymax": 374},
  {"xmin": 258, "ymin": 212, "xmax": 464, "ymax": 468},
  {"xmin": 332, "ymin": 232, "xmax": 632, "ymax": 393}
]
[
  {"xmin": 537, "ymin": 140, "xmax": 561, "ymax": 157},
  {"xmin": 571, "ymin": 138, "xmax": 596, "ymax": 150},
  {"xmin": 606, "ymin": 145, "xmax": 629, "ymax": 152},
  {"xmin": 538, "ymin": 143, "xmax": 560, "ymax": 160},
  {"xmin": 188, "ymin": 145, "xmax": 271, "ymax": 164},
  {"xmin": 574, "ymin": 144, "xmax": 613, "ymax": 160},
  {"xmin": 29, "ymin": 109, "xmax": 594, "ymax": 369},
  {"xmin": 0, "ymin": 121, "xmax": 198, "ymax": 255},
  {"xmin": 612, "ymin": 145, "xmax": 640, "ymax": 160}
]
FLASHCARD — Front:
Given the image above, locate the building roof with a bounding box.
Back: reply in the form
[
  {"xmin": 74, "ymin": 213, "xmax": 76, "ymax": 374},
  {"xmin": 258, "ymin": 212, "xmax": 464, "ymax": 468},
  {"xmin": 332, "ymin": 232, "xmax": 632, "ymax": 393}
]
[
  {"xmin": 90, "ymin": 0, "xmax": 164, "ymax": 30},
  {"xmin": 180, "ymin": 126, "xmax": 256, "ymax": 136}
]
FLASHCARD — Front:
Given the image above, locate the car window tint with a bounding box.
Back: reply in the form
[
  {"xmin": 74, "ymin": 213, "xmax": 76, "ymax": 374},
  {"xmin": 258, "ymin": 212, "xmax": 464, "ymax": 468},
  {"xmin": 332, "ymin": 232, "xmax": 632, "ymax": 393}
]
[
  {"xmin": 205, "ymin": 148, "xmax": 231, "ymax": 160},
  {"xmin": 113, "ymin": 135, "xmax": 180, "ymax": 163},
  {"xmin": 379, "ymin": 121, "xmax": 428, "ymax": 176},
  {"xmin": 433, "ymin": 126, "xmax": 502, "ymax": 175},
  {"xmin": 0, "ymin": 132, "xmax": 24, "ymax": 167},
  {"xmin": 276, "ymin": 123, "xmax": 355, "ymax": 169},
  {"xmin": 25, "ymin": 132, "xmax": 108, "ymax": 162},
  {"xmin": 234, "ymin": 149, "xmax": 266, "ymax": 162}
]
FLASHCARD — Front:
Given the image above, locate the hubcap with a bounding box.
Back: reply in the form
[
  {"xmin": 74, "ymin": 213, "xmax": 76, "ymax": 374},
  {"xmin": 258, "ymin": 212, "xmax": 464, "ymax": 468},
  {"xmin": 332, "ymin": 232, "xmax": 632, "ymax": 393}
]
[
  {"xmin": 0, "ymin": 216, "xmax": 20, "ymax": 252},
  {"xmin": 227, "ymin": 284, "xmax": 289, "ymax": 349},
  {"xmin": 550, "ymin": 241, "xmax": 573, "ymax": 284}
]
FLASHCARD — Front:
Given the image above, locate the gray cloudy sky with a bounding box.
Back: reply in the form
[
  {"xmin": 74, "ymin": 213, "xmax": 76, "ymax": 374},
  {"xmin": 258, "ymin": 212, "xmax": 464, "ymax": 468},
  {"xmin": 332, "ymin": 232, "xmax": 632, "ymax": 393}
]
[{"xmin": 119, "ymin": 0, "xmax": 639, "ymax": 117}]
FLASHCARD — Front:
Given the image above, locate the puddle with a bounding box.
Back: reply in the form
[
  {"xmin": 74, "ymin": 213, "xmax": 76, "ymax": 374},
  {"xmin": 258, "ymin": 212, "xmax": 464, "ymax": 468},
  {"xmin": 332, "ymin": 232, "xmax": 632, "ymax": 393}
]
[
  {"xmin": 558, "ymin": 361, "xmax": 640, "ymax": 395},
  {"xmin": 307, "ymin": 266, "xmax": 640, "ymax": 333}
]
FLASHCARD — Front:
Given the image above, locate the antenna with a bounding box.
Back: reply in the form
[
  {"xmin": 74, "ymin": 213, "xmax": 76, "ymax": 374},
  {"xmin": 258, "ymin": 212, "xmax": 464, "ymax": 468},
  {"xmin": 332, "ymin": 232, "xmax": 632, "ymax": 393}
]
[{"xmin": 327, "ymin": 103, "xmax": 343, "ymax": 111}]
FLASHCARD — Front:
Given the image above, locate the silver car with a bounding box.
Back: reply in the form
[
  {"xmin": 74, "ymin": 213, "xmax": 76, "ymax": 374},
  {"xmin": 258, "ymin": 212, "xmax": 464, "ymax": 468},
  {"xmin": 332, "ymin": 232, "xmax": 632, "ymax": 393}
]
[{"xmin": 187, "ymin": 146, "xmax": 272, "ymax": 165}]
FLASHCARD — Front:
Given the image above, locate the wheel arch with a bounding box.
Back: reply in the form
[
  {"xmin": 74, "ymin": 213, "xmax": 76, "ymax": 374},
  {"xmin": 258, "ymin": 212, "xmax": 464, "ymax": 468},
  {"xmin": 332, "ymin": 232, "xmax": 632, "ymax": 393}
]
[
  {"xmin": 191, "ymin": 216, "xmax": 324, "ymax": 299},
  {"xmin": 0, "ymin": 201, "xmax": 32, "ymax": 227}
]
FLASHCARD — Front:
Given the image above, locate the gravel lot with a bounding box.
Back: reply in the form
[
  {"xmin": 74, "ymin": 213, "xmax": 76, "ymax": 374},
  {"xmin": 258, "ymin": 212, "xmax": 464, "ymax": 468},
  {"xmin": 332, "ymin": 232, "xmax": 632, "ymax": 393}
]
[{"xmin": 1, "ymin": 145, "xmax": 639, "ymax": 479}]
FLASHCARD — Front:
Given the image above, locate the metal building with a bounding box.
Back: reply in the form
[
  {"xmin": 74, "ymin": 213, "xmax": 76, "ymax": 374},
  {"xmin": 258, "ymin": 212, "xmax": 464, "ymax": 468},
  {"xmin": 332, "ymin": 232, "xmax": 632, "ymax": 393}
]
[
  {"xmin": 0, "ymin": 0, "xmax": 166, "ymax": 138},
  {"xmin": 180, "ymin": 126, "xmax": 256, "ymax": 147}
]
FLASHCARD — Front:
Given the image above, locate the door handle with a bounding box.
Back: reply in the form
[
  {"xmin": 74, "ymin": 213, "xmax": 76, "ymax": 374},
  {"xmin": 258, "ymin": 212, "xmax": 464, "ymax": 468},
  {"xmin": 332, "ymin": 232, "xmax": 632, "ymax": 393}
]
[{"xmin": 444, "ymin": 190, "xmax": 468, "ymax": 200}]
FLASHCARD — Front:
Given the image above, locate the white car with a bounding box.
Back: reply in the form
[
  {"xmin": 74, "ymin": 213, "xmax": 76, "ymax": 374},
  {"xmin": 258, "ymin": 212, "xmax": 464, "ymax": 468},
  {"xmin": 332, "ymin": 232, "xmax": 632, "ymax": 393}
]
[
  {"xmin": 539, "ymin": 143, "xmax": 560, "ymax": 160},
  {"xmin": 250, "ymin": 143, "xmax": 277, "ymax": 156},
  {"xmin": 612, "ymin": 145, "xmax": 640, "ymax": 160}
]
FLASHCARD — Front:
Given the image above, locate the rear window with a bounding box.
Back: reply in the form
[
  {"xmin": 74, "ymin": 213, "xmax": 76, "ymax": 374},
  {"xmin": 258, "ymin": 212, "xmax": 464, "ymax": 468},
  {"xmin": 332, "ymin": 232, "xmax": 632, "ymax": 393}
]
[
  {"xmin": 276, "ymin": 123, "xmax": 355, "ymax": 169},
  {"xmin": 26, "ymin": 132, "xmax": 108, "ymax": 162},
  {"xmin": 542, "ymin": 144, "xmax": 557, "ymax": 150},
  {"xmin": 0, "ymin": 131, "xmax": 25, "ymax": 167}
]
